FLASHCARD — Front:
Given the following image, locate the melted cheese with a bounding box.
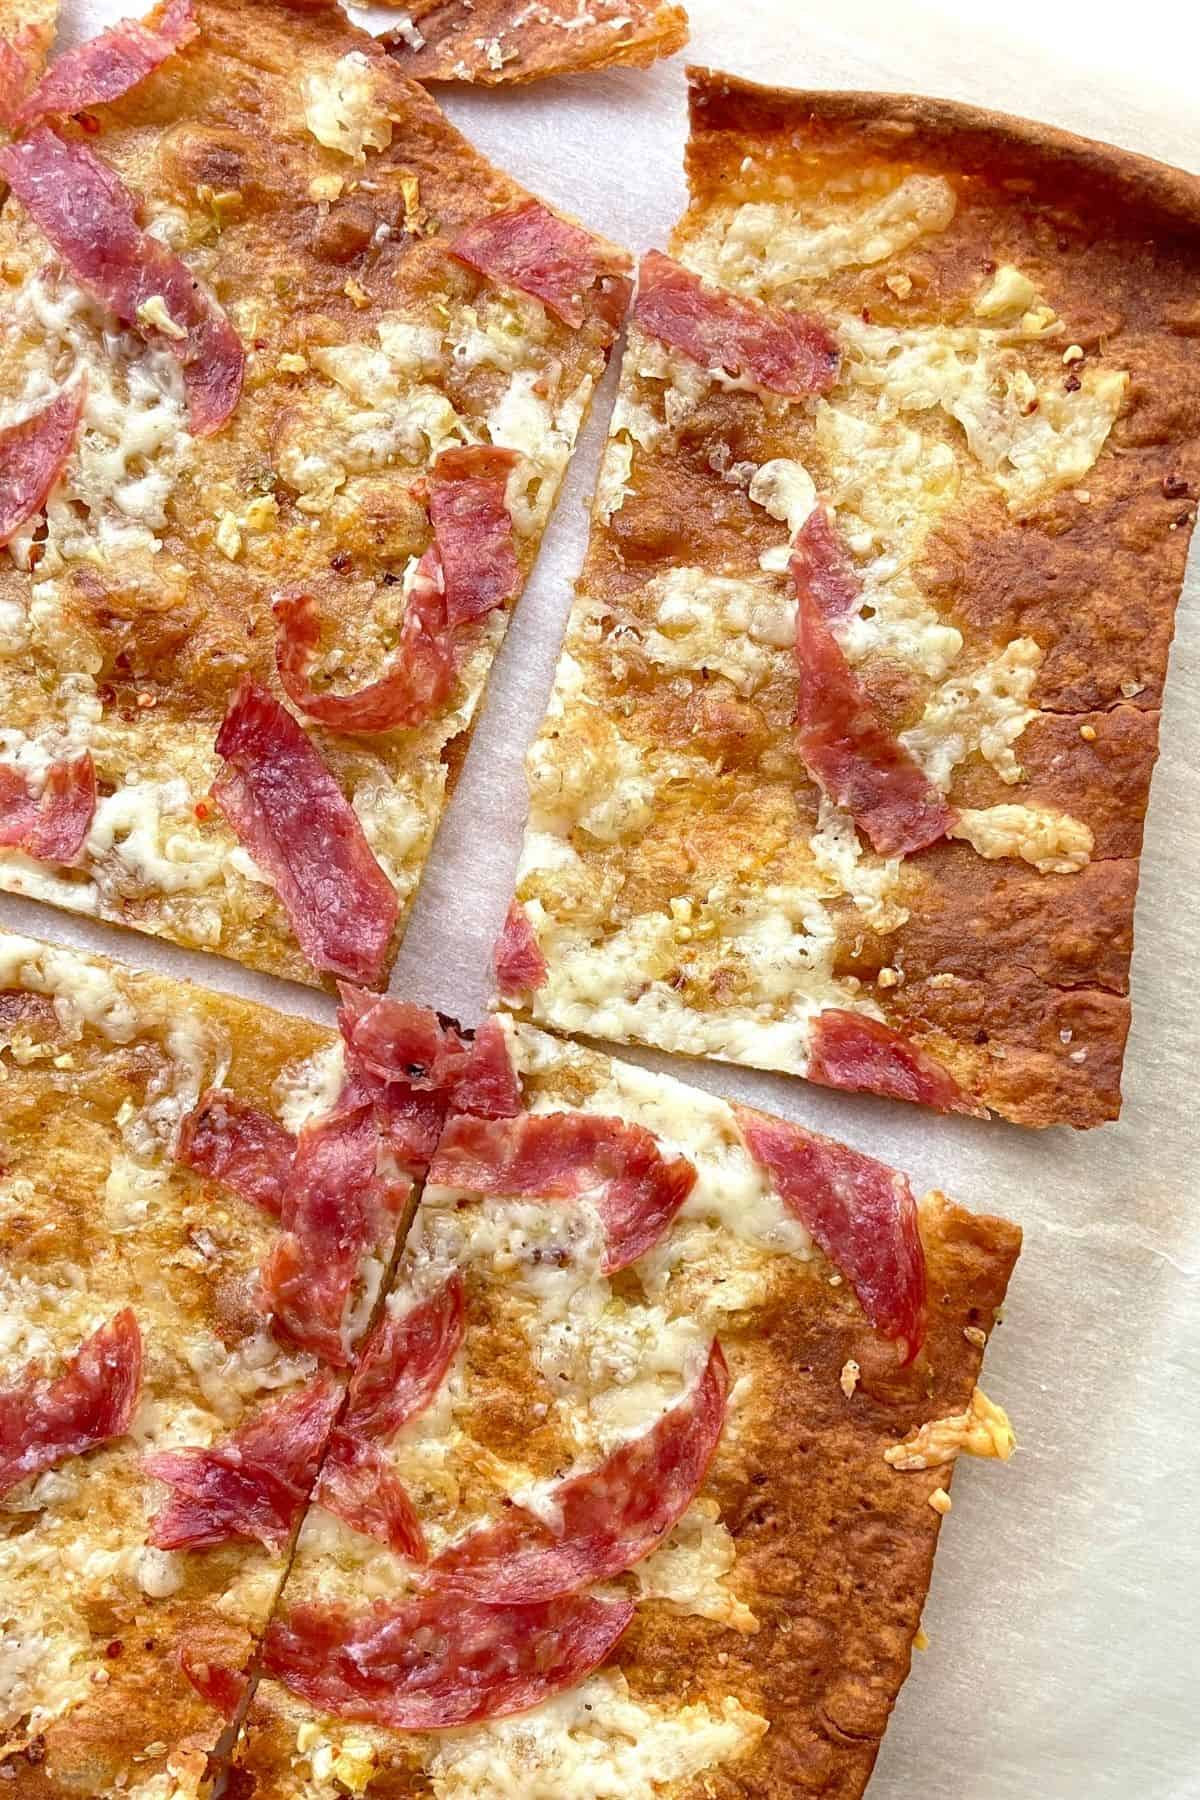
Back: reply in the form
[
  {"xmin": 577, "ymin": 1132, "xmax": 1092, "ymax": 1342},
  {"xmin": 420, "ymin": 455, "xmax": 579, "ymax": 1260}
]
[
  {"xmin": 633, "ymin": 567, "xmax": 793, "ymax": 696},
  {"xmin": 950, "ymin": 803, "xmax": 1093, "ymax": 874},
  {"xmin": 884, "ymin": 1385, "xmax": 1016, "ymax": 1470},
  {"xmin": 901, "ymin": 638, "xmax": 1043, "ymax": 788},
  {"xmin": 302, "ymin": 52, "xmax": 393, "ymax": 161},
  {"xmin": 631, "ymin": 1498, "xmax": 758, "ymax": 1633}
]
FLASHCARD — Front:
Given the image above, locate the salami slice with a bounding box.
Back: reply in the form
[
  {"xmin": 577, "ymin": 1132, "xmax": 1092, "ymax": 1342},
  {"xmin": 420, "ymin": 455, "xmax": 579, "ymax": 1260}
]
[
  {"xmin": 793, "ymin": 537, "xmax": 956, "ymax": 856},
  {"xmin": 176, "ymin": 1088, "xmax": 295, "ymax": 1217},
  {"xmin": 453, "ymin": 1019, "xmax": 522, "ymax": 1119},
  {"xmin": 735, "ymin": 1105, "xmax": 928, "ymax": 1358},
  {"xmin": 808, "ymin": 1008, "xmax": 984, "ymax": 1117},
  {"xmin": 0, "ymin": 752, "xmax": 96, "ymax": 864},
  {"xmin": 213, "ymin": 681, "xmax": 398, "ymax": 985},
  {"xmin": 429, "ymin": 445, "xmax": 520, "ymax": 629},
  {"xmin": 432, "ymin": 1340, "xmax": 728, "ymax": 1601},
  {"xmin": 493, "ymin": 898, "xmax": 547, "ymax": 995},
  {"xmin": 145, "ymin": 1375, "xmax": 341, "ymax": 1552},
  {"xmin": 315, "ymin": 1432, "xmax": 427, "ymax": 1560},
  {"xmin": 340, "ymin": 1274, "xmax": 465, "ymax": 1443},
  {"xmin": 263, "ymin": 1589, "xmax": 634, "ymax": 1730},
  {"xmin": 15, "ymin": 0, "xmax": 196, "ymax": 126},
  {"xmin": 789, "ymin": 506, "xmax": 860, "ymax": 621},
  {"xmin": 0, "ymin": 385, "xmax": 85, "ymax": 548},
  {"xmin": 449, "ymin": 199, "xmax": 632, "ymax": 333},
  {"xmin": 429, "ymin": 1111, "xmax": 695, "ymax": 1273},
  {"xmin": 0, "ymin": 127, "xmax": 243, "ymax": 436},
  {"xmin": 0, "ymin": 1309, "xmax": 142, "ymax": 1497},
  {"xmin": 636, "ymin": 250, "xmax": 839, "ymax": 398},
  {"xmin": 337, "ymin": 986, "xmax": 469, "ymax": 1092}
]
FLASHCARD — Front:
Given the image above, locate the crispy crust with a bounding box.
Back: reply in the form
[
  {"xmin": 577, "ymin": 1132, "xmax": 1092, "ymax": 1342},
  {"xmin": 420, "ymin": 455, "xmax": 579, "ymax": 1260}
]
[
  {"xmin": 0, "ymin": 0, "xmax": 624, "ymax": 989},
  {"xmin": 384, "ymin": 0, "xmax": 688, "ymax": 86},
  {"xmin": 508, "ymin": 66, "xmax": 1200, "ymax": 1128}
]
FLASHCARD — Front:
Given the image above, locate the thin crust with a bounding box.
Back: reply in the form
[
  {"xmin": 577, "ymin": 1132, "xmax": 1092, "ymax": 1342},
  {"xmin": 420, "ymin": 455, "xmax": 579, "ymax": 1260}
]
[{"xmin": 383, "ymin": 0, "xmax": 688, "ymax": 87}]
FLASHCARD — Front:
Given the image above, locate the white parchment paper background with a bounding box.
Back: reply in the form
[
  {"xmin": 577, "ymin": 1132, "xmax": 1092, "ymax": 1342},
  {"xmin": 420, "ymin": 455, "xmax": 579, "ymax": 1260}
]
[{"xmin": 10, "ymin": 2, "xmax": 1200, "ymax": 1794}]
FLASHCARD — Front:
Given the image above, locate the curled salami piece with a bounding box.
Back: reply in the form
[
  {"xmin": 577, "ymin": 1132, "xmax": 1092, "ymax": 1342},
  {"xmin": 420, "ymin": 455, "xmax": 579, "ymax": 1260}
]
[
  {"xmin": 789, "ymin": 505, "xmax": 860, "ymax": 621},
  {"xmin": 808, "ymin": 1008, "xmax": 985, "ymax": 1118},
  {"xmin": 340, "ymin": 1274, "xmax": 465, "ymax": 1443},
  {"xmin": 493, "ymin": 898, "xmax": 547, "ymax": 995},
  {"xmin": 0, "ymin": 1309, "xmax": 142, "ymax": 1497},
  {"xmin": 636, "ymin": 249, "xmax": 839, "ymax": 398},
  {"xmin": 337, "ymin": 986, "xmax": 469, "ymax": 1093},
  {"xmin": 735, "ymin": 1104, "xmax": 928, "ymax": 1359},
  {"xmin": 176, "ymin": 1088, "xmax": 296, "ymax": 1218},
  {"xmin": 14, "ymin": 0, "xmax": 196, "ymax": 126},
  {"xmin": 449, "ymin": 199, "xmax": 632, "ymax": 333},
  {"xmin": 213, "ymin": 681, "xmax": 398, "ymax": 985},
  {"xmin": 453, "ymin": 1018, "xmax": 522, "ymax": 1119},
  {"xmin": 429, "ymin": 1110, "xmax": 695, "ymax": 1273},
  {"xmin": 263, "ymin": 1589, "xmax": 635, "ymax": 1730},
  {"xmin": 432, "ymin": 1340, "xmax": 728, "ymax": 1601},
  {"xmin": 430, "ymin": 445, "xmax": 521, "ymax": 628},
  {"xmin": 145, "ymin": 1375, "xmax": 341, "ymax": 1552},
  {"xmin": 0, "ymin": 127, "xmax": 243, "ymax": 436},
  {"xmin": 0, "ymin": 384, "xmax": 85, "ymax": 548},
  {"xmin": 315, "ymin": 1432, "xmax": 427, "ymax": 1560},
  {"xmin": 0, "ymin": 752, "xmax": 96, "ymax": 864}
]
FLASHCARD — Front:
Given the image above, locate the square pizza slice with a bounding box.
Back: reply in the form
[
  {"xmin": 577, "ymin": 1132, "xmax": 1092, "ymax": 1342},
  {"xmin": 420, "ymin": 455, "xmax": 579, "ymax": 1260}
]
[
  {"xmin": 0, "ymin": 929, "xmax": 515, "ymax": 1797},
  {"xmin": 233, "ymin": 1016, "xmax": 1020, "ymax": 1800},
  {"xmin": 503, "ymin": 68, "xmax": 1200, "ymax": 1126},
  {"xmin": 382, "ymin": 0, "xmax": 689, "ymax": 88},
  {"xmin": 0, "ymin": 0, "xmax": 630, "ymax": 991}
]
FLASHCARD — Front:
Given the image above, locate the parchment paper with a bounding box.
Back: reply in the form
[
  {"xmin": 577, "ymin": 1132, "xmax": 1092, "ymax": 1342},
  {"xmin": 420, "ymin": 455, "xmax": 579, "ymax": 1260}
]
[{"xmin": 8, "ymin": 3, "xmax": 1199, "ymax": 1794}]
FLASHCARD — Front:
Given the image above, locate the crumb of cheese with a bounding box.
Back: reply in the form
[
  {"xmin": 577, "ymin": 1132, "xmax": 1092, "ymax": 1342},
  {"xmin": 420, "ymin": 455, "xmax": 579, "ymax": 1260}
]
[
  {"xmin": 962, "ymin": 1325, "xmax": 987, "ymax": 1348},
  {"xmin": 884, "ymin": 1386, "xmax": 1016, "ymax": 1471},
  {"xmin": 914, "ymin": 1626, "xmax": 930, "ymax": 1651},
  {"xmin": 840, "ymin": 1358, "xmax": 860, "ymax": 1399},
  {"xmin": 928, "ymin": 1486, "xmax": 952, "ymax": 1514},
  {"xmin": 136, "ymin": 294, "xmax": 187, "ymax": 340}
]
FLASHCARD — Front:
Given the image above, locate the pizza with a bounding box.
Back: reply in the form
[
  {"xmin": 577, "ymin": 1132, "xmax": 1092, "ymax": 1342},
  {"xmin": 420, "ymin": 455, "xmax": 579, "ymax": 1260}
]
[
  {"xmin": 382, "ymin": 0, "xmax": 689, "ymax": 87},
  {"xmin": 501, "ymin": 67, "xmax": 1200, "ymax": 1127},
  {"xmin": 234, "ymin": 1015, "xmax": 1020, "ymax": 1799},
  {"xmin": 0, "ymin": 0, "xmax": 630, "ymax": 991}
]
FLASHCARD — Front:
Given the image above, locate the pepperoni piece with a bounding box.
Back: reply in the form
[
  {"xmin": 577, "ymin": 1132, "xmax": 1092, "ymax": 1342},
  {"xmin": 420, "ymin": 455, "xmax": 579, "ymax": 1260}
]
[
  {"xmin": 337, "ymin": 986, "xmax": 469, "ymax": 1092},
  {"xmin": 636, "ymin": 250, "xmax": 839, "ymax": 398},
  {"xmin": 449, "ymin": 199, "xmax": 632, "ymax": 333},
  {"xmin": 177, "ymin": 1088, "xmax": 295, "ymax": 1218},
  {"xmin": 433, "ymin": 1340, "xmax": 728, "ymax": 1601},
  {"xmin": 0, "ymin": 752, "xmax": 96, "ymax": 864},
  {"xmin": 15, "ymin": 0, "xmax": 196, "ymax": 126},
  {"xmin": 430, "ymin": 445, "xmax": 520, "ymax": 629},
  {"xmin": 808, "ymin": 1008, "xmax": 984, "ymax": 1118},
  {"xmin": 341, "ymin": 1275, "xmax": 465, "ymax": 1443},
  {"xmin": 429, "ymin": 1112, "xmax": 695, "ymax": 1273},
  {"xmin": 263, "ymin": 1590, "xmax": 634, "ymax": 1730},
  {"xmin": 735, "ymin": 1105, "xmax": 927, "ymax": 1359},
  {"xmin": 180, "ymin": 1645, "xmax": 245, "ymax": 1721},
  {"xmin": 315, "ymin": 1432, "xmax": 427, "ymax": 1560},
  {"xmin": 261, "ymin": 1106, "xmax": 408, "ymax": 1366},
  {"xmin": 0, "ymin": 385, "xmax": 85, "ymax": 548},
  {"xmin": 790, "ymin": 506, "xmax": 860, "ymax": 621},
  {"xmin": 145, "ymin": 1375, "xmax": 341, "ymax": 1552},
  {"xmin": 453, "ymin": 1019, "xmax": 522, "ymax": 1119},
  {"xmin": 0, "ymin": 128, "xmax": 243, "ymax": 436},
  {"xmin": 213, "ymin": 681, "xmax": 398, "ymax": 985},
  {"xmin": 793, "ymin": 535, "xmax": 956, "ymax": 856},
  {"xmin": 0, "ymin": 1310, "xmax": 142, "ymax": 1497},
  {"xmin": 493, "ymin": 898, "xmax": 546, "ymax": 995}
]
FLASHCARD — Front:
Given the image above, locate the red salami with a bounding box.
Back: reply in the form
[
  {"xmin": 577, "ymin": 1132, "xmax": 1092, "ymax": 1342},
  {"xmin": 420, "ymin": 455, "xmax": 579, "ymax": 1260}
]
[
  {"xmin": 341, "ymin": 1274, "xmax": 465, "ymax": 1442},
  {"xmin": 0, "ymin": 752, "xmax": 96, "ymax": 864},
  {"xmin": 453, "ymin": 1019, "xmax": 522, "ymax": 1119},
  {"xmin": 315, "ymin": 1432, "xmax": 426, "ymax": 1560},
  {"xmin": 636, "ymin": 250, "xmax": 839, "ymax": 398},
  {"xmin": 180, "ymin": 1646, "xmax": 244, "ymax": 1721},
  {"xmin": 0, "ymin": 128, "xmax": 243, "ymax": 436},
  {"xmin": 735, "ymin": 1105, "xmax": 927, "ymax": 1358},
  {"xmin": 213, "ymin": 681, "xmax": 398, "ymax": 985},
  {"xmin": 145, "ymin": 1375, "xmax": 341, "ymax": 1552},
  {"xmin": 429, "ymin": 445, "xmax": 520, "ymax": 629},
  {"xmin": 337, "ymin": 986, "xmax": 469, "ymax": 1092},
  {"xmin": 177, "ymin": 1088, "xmax": 295, "ymax": 1218},
  {"xmin": 0, "ymin": 384, "xmax": 85, "ymax": 548},
  {"xmin": 273, "ymin": 553, "xmax": 456, "ymax": 736},
  {"xmin": 433, "ymin": 1340, "xmax": 728, "ymax": 1601},
  {"xmin": 793, "ymin": 541, "xmax": 956, "ymax": 856},
  {"xmin": 15, "ymin": 0, "xmax": 196, "ymax": 126},
  {"xmin": 789, "ymin": 506, "xmax": 860, "ymax": 621},
  {"xmin": 808, "ymin": 1008, "xmax": 984, "ymax": 1118},
  {"xmin": 449, "ymin": 199, "xmax": 632, "ymax": 333},
  {"xmin": 0, "ymin": 1309, "xmax": 142, "ymax": 1497},
  {"xmin": 261, "ymin": 1105, "xmax": 408, "ymax": 1366},
  {"xmin": 429, "ymin": 1112, "xmax": 695, "ymax": 1273},
  {"xmin": 263, "ymin": 1590, "xmax": 634, "ymax": 1730},
  {"xmin": 493, "ymin": 898, "xmax": 547, "ymax": 995}
]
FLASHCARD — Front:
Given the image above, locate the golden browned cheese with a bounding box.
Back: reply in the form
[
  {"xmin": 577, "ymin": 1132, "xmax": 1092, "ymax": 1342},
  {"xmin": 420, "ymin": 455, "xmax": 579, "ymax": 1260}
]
[
  {"xmin": 0, "ymin": 929, "xmax": 353, "ymax": 1799},
  {"xmin": 233, "ymin": 1018, "xmax": 1020, "ymax": 1800},
  {"xmin": 508, "ymin": 68, "xmax": 1200, "ymax": 1127},
  {"xmin": 383, "ymin": 0, "xmax": 688, "ymax": 86},
  {"xmin": 0, "ymin": 0, "xmax": 625, "ymax": 989}
]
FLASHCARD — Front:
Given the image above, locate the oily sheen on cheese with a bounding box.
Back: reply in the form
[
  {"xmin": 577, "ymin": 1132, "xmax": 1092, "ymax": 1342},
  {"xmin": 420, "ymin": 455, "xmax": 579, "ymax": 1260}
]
[{"xmin": 505, "ymin": 72, "xmax": 1200, "ymax": 1127}]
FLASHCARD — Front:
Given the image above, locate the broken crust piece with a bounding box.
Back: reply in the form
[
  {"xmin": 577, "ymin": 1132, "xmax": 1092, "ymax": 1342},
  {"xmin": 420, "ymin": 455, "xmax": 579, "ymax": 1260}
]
[
  {"xmin": 0, "ymin": 929, "xmax": 365, "ymax": 1799},
  {"xmin": 505, "ymin": 67, "xmax": 1200, "ymax": 1127},
  {"xmin": 383, "ymin": 0, "xmax": 688, "ymax": 87},
  {"xmin": 233, "ymin": 1019, "xmax": 1020, "ymax": 1800},
  {"xmin": 0, "ymin": 0, "xmax": 628, "ymax": 991}
]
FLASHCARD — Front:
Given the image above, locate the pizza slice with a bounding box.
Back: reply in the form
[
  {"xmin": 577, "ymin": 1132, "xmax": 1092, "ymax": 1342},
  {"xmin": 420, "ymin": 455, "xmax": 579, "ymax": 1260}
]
[
  {"xmin": 233, "ymin": 1015, "xmax": 1020, "ymax": 1798},
  {"xmin": 0, "ymin": 929, "xmax": 515, "ymax": 1796},
  {"xmin": 0, "ymin": 0, "xmax": 630, "ymax": 991},
  {"xmin": 503, "ymin": 68, "xmax": 1200, "ymax": 1127},
  {"xmin": 382, "ymin": 0, "xmax": 688, "ymax": 87}
]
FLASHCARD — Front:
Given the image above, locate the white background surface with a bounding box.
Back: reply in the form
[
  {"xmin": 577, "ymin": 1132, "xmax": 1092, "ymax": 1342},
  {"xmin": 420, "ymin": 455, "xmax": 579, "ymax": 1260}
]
[{"xmin": 13, "ymin": 3, "xmax": 1200, "ymax": 1795}]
